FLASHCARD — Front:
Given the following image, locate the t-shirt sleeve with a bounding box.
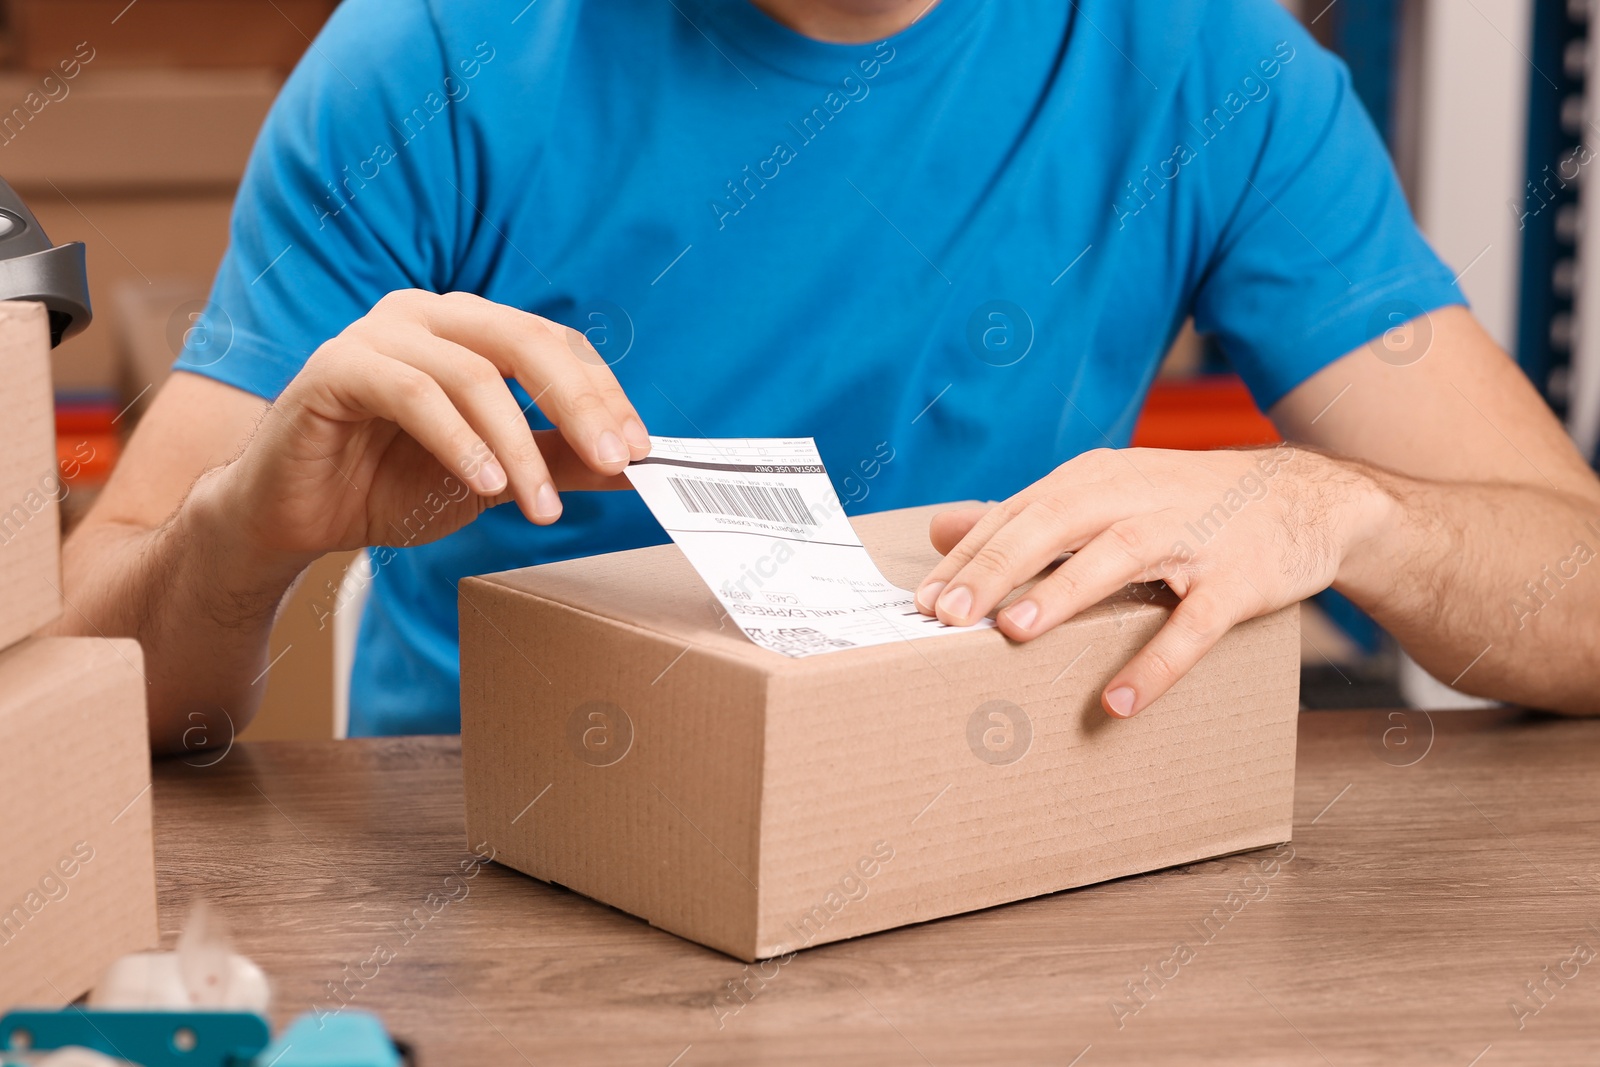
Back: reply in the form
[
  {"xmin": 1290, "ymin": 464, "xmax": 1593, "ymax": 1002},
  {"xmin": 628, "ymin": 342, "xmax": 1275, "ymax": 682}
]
[
  {"xmin": 174, "ymin": 0, "xmax": 463, "ymax": 399},
  {"xmin": 1187, "ymin": 0, "xmax": 1465, "ymax": 410}
]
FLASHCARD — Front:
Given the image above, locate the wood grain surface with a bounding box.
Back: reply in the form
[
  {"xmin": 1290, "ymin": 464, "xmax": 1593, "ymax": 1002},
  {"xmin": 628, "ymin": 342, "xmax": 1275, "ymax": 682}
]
[{"xmin": 151, "ymin": 709, "xmax": 1600, "ymax": 1065}]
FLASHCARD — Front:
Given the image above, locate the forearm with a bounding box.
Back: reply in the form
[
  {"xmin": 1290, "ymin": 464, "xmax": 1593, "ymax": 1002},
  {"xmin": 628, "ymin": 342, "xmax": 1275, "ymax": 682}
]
[
  {"xmin": 1336, "ymin": 462, "xmax": 1600, "ymax": 712},
  {"xmin": 53, "ymin": 466, "xmax": 313, "ymax": 754}
]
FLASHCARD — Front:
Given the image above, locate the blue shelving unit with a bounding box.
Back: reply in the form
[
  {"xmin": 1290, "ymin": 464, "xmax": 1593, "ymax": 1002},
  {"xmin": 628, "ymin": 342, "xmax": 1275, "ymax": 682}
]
[{"xmin": 1516, "ymin": 0, "xmax": 1589, "ymax": 430}]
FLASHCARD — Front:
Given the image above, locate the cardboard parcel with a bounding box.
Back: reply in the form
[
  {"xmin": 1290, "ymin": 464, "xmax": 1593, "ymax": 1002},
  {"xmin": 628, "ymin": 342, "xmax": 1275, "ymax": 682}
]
[
  {"xmin": 460, "ymin": 501, "xmax": 1299, "ymax": 961},
  {"xmin": 0, "ymin": 302, "xmax": 62, "ymax": 650},
  {"xmin": 0, "ymin": 302, "xmax": 159, "ymax": 1006},
  {"xmin": 0, "ymin": 636, "xmax": 158, "ymax": 1006}
]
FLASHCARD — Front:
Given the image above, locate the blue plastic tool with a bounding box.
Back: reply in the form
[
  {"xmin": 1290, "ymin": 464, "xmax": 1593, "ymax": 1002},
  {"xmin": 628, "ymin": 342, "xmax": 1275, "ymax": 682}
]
[{"xmin": 0, "ymin": 1007, "xmax": 401, "ymax": 1067}]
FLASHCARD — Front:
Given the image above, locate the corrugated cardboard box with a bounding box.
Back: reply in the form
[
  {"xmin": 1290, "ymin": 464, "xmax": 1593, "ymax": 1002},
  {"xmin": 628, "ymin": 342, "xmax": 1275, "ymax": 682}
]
[
  {"xmin": 460, "ymin": 502, "xmax": 1300, "ymax": 961},
  {"xmin": 9, "ymin": 1, "xmax": 336, "ymax": 71},
  {"xmin": 0, "ymin": 70, "xmax": 278, "ymax": 192},
  {"xmin": 0, "ymin": 636, "xmax": 158, "ymax": 1007},
  {"xmin": 0, "ymin": 302, "xmax": 62, "ymax": 650},
  {"xmin": 242, "ymin": 548, "xmax": 359, "ymax": 741},
  {"xmin": 111, "ymin": 278, "xmax": 207, "ymax": 424},
  {"xmin": 1, "ymin": 68, "xmax": 278, "ymax": 396},
  {"xmin": 30, "ymin": 195, "xmax": 235, "ymax": 397}
]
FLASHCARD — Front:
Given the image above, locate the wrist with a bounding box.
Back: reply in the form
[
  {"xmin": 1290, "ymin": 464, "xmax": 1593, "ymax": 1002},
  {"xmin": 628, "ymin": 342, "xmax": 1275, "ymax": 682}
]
[
  {"xmin": 179, "ymin": 462, "xmax": 320, "ymax": 626},
  {"xmin": 1325, "ymin": 454, "xmax": 1404, "ymax": 595}
]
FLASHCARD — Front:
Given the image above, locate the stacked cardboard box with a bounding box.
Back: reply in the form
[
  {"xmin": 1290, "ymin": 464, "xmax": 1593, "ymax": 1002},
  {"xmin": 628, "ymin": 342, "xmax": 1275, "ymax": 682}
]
[
  {"xmin": 0, "ymin": 301, "xmax": 158, "ymax": 1008},
  {"xmin": 0, "ymin": 0, "xmax": 322, "ymax": 401},
  {"xmin": 0, "ymin": 304, "xmax": 62, "ymax": 650},
  {"xmin": 8, "ymin": 0, "xmax": 339, "ymax": 72},
  {"xmin": 0, "ymin": 67, "xmax": 277, "ymax": 402}
]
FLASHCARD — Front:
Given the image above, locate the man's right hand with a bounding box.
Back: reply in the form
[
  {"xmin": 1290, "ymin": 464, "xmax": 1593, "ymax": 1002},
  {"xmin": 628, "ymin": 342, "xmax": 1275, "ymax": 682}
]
[
  {"xmin": 57, "ymin": 289, "xmax": 653, "ymax": 751},
  {"xmin": 218, "ymin": 289, "xmax": 652, "ymax": 564}
]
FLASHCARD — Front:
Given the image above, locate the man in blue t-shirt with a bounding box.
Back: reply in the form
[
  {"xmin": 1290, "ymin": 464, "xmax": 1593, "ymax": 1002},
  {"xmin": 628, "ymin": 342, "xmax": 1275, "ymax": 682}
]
[{"xmin": 60, "ymin": 0, "xmax": 1600, "ymax": 747}]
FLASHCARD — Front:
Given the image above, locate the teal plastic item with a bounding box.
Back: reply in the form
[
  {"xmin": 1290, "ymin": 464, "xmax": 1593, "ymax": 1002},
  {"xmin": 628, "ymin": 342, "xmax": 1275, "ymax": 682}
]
[
  {"xmin": 0, "ymin": 1008, "xmax": 270, "ymax": 1066},
  {"xmin": 254, "ymin": 1012, "xmax": 401, "ymax": 1067},
  {"xmin": 0, "ymin": 1008, "xmax": 400, "ymax": 1067}
]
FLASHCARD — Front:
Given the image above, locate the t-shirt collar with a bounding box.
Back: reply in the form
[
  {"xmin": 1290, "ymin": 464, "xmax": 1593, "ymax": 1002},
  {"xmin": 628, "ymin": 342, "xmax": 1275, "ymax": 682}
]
[{"xmin": 689, "ymin": 0, "xmax": 985, "ymax": 84}]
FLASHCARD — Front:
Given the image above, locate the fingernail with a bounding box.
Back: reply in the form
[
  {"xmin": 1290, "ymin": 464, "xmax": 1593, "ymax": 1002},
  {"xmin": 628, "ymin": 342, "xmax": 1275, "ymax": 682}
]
[
  {"xmin": 916, "ymin": 581, "xmax": 946, "ymax": 611},
  {"xmin": 937, "ymin": 585, "xmax": 973, "ymax": 622},
  {"xmin": 534, "ymin": 482, "xmax": 562, "ymax": 521},
  {"xmin": 623, "ymin": 417, "xmax": 650, "ymax": 451},
  {"xmin": 1003, "ymin": 599, "xmax": 1038, "ymax": 631},
  {"xmin": 476, "ymin": 458, "xmax": 507, "ymax": 494},
  {"xmin": 1105, "ymin": 686, "xmax": 1136, "ymax": 718},
  {"xmin": 597, "ymin": 430, "xmax": 628, "ymax": 466}
]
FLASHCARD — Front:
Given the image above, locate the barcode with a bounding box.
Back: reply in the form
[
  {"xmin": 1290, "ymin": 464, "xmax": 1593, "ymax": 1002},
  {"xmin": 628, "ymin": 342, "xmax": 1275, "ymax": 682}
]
[
  {"xmin": 667, "ymin": 475, "xmax": 818, "ymax": 526},
  {"xmin": 743, "ymin": 626, "xmax": 856, "ymax": 657}
]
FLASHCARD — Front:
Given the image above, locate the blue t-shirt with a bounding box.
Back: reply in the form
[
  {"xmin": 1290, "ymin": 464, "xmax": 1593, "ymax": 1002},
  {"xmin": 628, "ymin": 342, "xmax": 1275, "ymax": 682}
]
[{"xmin": 178, "ymin": 0, "xmax": 1462, "ymax": 736}]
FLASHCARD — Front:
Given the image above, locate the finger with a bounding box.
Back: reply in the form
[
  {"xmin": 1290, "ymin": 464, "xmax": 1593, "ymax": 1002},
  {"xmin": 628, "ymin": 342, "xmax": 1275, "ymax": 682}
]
[
  {"xmin": 393, "ymin": 291, "xmax": 649, "ymax": 475},
  {"xmin": 326, "ymin": 349, "xmax": 504, "ymax": 498},
  {"xmin": 914, "ymin": 500, "xmax": 1028, "ymax": 614},
  {"xmin": 560, "ymin": 323, "xmax": 653, "ymax": 456},
  {"xmin": 995, "ymin": 520, "xmax": 1159, "ymax": 641},
  {"xmin": 1101, "ymin": 591, "xmax": 1238, "ymax": 719},
  {"xmin": 529, "ymin": 430, "xmax": 633, "ymax": 491},
  {"xmin": 533, "ymin": 352, "xmax": 646, "ymax": 474},
  {"xmin": 929, "ymin": 506, "xmax": 989, "ymax": 555},
  {"xmin": 915, "ymin": 471, "xmax": 1139, "ymax": 612},
  {"xmin": 390, "ymin": 328, "xmax": 562, "ymax": 524},
  {"xmin": 926, "ymin": 497, "xmax": 1099, "ymax": 626},
  {"xmin": 918, "ymin": 492, "xmax": 1145, "ymax": 624},
  {"xmin": 918, "ymin": 449, "xmax": 1125, "ymax": 569}
]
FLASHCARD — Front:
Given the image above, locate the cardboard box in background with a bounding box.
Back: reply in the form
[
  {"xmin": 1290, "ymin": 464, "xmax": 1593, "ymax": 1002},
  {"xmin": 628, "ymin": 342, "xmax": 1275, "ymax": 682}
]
[
  {"xmin": 0, "ymin": 70, "xmax": 278, "ymax": 193},
  {"xmin": 0, "ymin": 635, "xmax": 158, "ymax": 1007},
  {"xmin": 110, "ymin": 277, "xmax": 207, "ymax": 420},
  {"xmin": 34, "ymin": 189, "xmax": 235, "ymax": 514},
  {"xmin": 0, "ymin": 66, "xmax": 272, "ymax": 523},
  {"xmin": 242, "ymin": 549, "xmax": 358, "ymax": 742},
  {"xmin": 8, "ymin": 1, "xmax": 338, "ymax": 71},
  {"xmin": 0, "ymin": 302, "xmax": 62, "ymax": 650},
  {"xmin": 461, "ymin": 502, "xmax": 1301, "ymax": 961},
  {"xmin": 23, "ymin": 191, "xmax": 234, "ymax": 396},
  {"xmin": 0, "ymin": 10, "xmax": 347, "ymax": 742},
  {"xmin": 3, "ymin": 69, "xmax": 274, "ymax": 398}
]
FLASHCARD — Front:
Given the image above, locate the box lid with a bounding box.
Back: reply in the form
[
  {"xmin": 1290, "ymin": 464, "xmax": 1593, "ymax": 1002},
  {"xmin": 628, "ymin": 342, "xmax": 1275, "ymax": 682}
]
[{"xmin": 468, "ymin": 501, "xmax": 1173, "ymax": 671}]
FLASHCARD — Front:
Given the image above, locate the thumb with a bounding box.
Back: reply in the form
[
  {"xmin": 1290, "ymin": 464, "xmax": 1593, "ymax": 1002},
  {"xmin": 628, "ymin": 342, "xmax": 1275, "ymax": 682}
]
[{"xmin": 534, "ymin": 428, "xmax": 635, "ymax": 492}]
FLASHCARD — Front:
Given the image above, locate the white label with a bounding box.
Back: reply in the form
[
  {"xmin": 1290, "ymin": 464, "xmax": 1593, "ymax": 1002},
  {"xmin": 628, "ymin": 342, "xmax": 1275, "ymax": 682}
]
[{"xmin": 624, "ymin": 437, "xmax": 994, "ymax": 658}]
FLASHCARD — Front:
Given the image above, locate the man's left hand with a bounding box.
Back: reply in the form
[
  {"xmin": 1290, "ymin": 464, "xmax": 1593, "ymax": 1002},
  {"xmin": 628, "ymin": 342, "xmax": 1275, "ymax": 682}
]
[{"xmin": 914, "ymin": 445, "xmax": 1392, "ymax": 718}]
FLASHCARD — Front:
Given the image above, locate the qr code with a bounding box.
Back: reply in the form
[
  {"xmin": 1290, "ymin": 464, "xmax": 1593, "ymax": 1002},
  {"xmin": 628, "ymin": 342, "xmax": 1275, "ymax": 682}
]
[{"xmin": 743, "ymin": 627, "xmax": 856, "ymax": 657}]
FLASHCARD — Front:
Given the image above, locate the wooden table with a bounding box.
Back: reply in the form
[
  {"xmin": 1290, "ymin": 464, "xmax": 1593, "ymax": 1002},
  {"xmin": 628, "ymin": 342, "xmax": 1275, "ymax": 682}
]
[{"xmin": 152, "ymin": 709, "xmax": 1600, "ymax": 1065}]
